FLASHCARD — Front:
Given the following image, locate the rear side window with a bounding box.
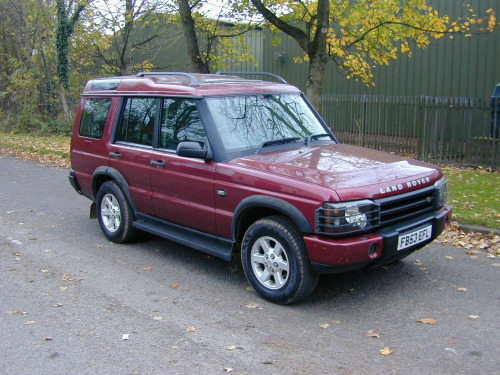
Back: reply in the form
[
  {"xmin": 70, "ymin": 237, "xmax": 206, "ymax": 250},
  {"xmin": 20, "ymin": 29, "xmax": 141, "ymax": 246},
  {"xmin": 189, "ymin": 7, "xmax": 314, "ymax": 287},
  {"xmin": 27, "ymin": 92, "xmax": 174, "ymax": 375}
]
[
  {"xmin": 117, "ymin": 97, "xmax": 158, "ymax": 146},
  {"xmin": 160, "ymin": 99, "xmax": 205, "ymax": 150},
  {"xmin": 79, "ymin": 98, "xmax": 112, "ymax": 139}
]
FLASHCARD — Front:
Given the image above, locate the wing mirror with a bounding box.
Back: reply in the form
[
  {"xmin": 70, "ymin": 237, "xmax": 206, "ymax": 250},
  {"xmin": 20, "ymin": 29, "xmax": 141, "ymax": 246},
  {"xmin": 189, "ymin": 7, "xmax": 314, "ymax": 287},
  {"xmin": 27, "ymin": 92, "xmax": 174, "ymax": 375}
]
[{"xmin": 176, "ymin": 141, "xmax": 213, "ymax": 162}]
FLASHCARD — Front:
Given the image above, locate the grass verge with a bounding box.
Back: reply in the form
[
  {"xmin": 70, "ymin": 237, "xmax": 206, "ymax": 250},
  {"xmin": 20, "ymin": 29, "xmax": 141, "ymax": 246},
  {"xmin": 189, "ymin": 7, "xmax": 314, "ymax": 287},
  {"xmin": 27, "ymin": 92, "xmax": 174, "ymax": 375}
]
[{"xmin": 442, "ymin": 167, "xmax": 499, "ymax": 229}]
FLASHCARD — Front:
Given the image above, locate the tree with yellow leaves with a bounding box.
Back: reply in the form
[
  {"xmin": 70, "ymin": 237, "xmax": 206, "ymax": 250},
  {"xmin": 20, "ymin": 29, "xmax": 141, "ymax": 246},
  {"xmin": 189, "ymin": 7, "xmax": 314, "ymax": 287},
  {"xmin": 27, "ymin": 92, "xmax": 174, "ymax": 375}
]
[{"xmin": 234, "ymin": 0, "xmax": 497, "ymax": 110}]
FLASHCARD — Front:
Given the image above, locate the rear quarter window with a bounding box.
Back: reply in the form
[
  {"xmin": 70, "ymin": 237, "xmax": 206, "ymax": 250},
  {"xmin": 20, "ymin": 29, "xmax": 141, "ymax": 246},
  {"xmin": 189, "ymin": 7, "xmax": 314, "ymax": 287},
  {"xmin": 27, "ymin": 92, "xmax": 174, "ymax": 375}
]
[{"xmin": 78, "ymin": 98, "xmax": 112, "ymax": 139}]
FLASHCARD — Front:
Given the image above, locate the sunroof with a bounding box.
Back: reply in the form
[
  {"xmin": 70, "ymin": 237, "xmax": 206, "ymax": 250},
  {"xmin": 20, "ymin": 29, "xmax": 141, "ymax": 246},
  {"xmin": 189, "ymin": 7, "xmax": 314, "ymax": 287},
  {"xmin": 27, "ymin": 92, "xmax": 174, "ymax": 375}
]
[{"xmin": 91, "ymin": 79, "xmax": 122, "ymax": 91}]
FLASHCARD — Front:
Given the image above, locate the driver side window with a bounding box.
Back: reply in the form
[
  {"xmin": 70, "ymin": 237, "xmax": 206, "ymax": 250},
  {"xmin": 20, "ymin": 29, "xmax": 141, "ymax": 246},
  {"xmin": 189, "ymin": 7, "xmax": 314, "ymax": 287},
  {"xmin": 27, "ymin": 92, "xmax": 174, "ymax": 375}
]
[{"xmin": 160, "ymin": 99, "xmax": 206, "ymax": 150}]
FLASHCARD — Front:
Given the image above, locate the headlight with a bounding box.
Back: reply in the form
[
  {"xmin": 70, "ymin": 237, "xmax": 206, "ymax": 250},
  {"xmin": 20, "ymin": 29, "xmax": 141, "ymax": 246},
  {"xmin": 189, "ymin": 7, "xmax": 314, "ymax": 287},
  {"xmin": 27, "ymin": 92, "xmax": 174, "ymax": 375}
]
[
  {"xmin": 316, "ymin": 200, "xmax": 380, "ymax": 235},
  {"xmin": 434, "ymin": 178, "xmax": 449, "ymax": 207},
  {"xmin": 345, "ymin": 204, "xmax": 368, "ymax": 228}
]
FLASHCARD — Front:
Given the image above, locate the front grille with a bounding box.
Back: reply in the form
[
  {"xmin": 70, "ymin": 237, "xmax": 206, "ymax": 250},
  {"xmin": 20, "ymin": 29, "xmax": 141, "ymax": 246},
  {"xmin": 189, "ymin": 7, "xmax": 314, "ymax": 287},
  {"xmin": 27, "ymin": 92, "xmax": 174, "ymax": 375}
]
[{"xmin": 375, "ymin": 185, "xmax": 437, "ymax": 227}]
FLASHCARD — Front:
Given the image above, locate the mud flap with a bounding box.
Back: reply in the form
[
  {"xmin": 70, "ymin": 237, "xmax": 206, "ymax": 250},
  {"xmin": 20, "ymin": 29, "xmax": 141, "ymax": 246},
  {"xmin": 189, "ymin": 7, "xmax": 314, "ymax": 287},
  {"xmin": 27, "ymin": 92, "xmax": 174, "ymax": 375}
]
[{"xmin": 90, "ymin": 202, "xmax": 97, "ymax": 219}]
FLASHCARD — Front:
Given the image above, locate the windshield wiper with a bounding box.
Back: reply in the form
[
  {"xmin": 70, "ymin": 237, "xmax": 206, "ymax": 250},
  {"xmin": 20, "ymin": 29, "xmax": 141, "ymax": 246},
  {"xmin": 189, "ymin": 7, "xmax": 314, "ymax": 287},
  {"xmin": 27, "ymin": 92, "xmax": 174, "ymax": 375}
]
[
  {"xmin": 306, "ymin": 133, "xmax": 331, "ymax": 146},
  {"xmin": 254, "ymin": 137, "xmax": 302, "ymax": 154}
]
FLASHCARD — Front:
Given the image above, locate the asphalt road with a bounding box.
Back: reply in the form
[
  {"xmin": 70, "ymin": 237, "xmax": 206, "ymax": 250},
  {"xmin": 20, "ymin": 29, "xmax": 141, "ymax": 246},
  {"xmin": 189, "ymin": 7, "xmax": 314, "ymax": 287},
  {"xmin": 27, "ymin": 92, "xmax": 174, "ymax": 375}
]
[{"xmin": 1, "ymin": 154, "xmax": 499, "ymax": 375}]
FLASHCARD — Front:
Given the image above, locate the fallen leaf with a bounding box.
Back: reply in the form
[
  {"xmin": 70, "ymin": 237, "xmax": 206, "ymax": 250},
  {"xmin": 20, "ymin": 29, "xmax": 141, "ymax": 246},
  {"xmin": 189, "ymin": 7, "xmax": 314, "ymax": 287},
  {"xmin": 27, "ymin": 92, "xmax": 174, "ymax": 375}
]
[
  {"xmin": 171, "ymin": 283, "xmax": 179, "ymax": 289},
  {"xmin": 153, "ymin": 316, "xmax": 163, "ymax": 321},
  {"xmin": 59, "ymin": 286, "xmax": 68, "ymax": 292},
  {"xmin": 143, "ymin": 266, "xmax": 154, "ymax": 271},
  {"xmin": 379, "ymin": 347, "xmax": 394, "ymax": 356},
  {"xmin": 225, "ymin": 345, "xmax": 244, "ymax": 350},
  {"xmin": 44, "ymin": 337, "xmax": 53, "ymax": 341},
  {"xmin": 244, "ymin": 302, "xmax": 260, "ymax": 309},
  {"xmin": 62, "ymin": 274, "xmax": 74, "ymax": 281},
  {"xmin": 416, "ymin": 318, "xmax": 437, "ymax": 325},
  {"xmin": 319, "ymin": 323, "xmax": 329, "ymax": 329},
  {"xmin": 223, "ymin": 368, "xmax": 234, "ymax": 373},
  {"xmin": 365, "ymin": 329, "xmax": 380, "ymax": 338},
  {"xmin": 6, "ymin": 309, "xmax": 27, "ymax": 316},
  {"xmin": 415, "ymin": 259, "xmax": 423, "ymax": 265},
  {"xmin": 469, "ymin": 315, "xmax": 480, "ymax": 320},
  {"xmin": 445, "ymin": 256, "xmax": 453, "ymax": 259},
  {"xmin": 456, "ymin": 287, "xmax": 467, "ymax": 292},
  {"xmin": 186, "ymin": 326, "xmax": 197, "ymax": 332}
]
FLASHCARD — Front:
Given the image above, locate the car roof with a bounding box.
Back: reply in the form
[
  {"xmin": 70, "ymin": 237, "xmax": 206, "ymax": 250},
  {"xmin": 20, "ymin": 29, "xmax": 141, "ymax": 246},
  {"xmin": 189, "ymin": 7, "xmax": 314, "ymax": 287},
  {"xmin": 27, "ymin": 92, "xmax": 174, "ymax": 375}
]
[{"xmin": 82, "ymin": 72, "xmax": 301, "ymax": 97}]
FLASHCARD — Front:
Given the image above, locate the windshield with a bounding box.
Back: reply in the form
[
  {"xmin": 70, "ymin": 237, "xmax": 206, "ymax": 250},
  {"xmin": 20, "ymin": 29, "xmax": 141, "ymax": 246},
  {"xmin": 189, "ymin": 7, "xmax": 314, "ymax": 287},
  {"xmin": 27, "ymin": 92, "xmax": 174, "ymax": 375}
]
[{"xmin": 206, "ymin": 94, "xmax": 331, "ymax": 154}]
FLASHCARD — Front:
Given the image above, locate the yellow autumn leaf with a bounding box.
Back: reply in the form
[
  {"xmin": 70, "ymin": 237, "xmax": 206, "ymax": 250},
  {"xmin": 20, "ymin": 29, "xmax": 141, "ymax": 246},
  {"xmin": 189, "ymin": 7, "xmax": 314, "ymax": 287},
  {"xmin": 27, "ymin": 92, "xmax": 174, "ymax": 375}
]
[
  {"xmin": 416, "ymin": 318, "xmax": 437, "ymax": 325},
  {"xmin": 379, "ymin": 347, "xmax": 394, "ymax": 356}
]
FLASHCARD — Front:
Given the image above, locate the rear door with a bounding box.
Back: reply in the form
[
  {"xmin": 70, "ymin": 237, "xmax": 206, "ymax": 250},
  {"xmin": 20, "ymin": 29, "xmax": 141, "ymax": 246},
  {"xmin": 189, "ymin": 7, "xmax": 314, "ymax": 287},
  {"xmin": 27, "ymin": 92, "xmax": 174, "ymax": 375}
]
[
  {"xmin": 108, "ymin": 97, "xmax": 159, "ymax": 216},
  {"xmin": 150, "ymin": 98, "xmax": 217, "ymax": 235}
]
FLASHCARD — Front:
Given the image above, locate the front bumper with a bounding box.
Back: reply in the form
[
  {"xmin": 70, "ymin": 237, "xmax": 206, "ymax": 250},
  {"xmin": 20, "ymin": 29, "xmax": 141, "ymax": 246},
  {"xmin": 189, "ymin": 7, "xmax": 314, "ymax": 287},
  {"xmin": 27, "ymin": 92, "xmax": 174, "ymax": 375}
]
[{"xmin": 305, "ymin": 204, "xmax": 452, "ymax": 274}]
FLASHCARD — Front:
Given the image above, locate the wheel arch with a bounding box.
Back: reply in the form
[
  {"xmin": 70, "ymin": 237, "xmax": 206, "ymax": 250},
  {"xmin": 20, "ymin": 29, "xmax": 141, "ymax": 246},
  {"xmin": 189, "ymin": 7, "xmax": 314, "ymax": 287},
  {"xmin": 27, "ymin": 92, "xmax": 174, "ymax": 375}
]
[
  {"xmin": 232, "ymin": 195, "xmax": 312, "ymax": 247},
  {"xmin": 91, "ymin": 167, "xmax": 137, "ymax": 214}
]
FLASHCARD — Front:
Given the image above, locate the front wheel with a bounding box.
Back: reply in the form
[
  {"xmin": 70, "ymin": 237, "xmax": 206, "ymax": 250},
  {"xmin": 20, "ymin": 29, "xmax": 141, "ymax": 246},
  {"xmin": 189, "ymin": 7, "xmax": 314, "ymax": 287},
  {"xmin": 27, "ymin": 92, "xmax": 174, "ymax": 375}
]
[
  {"xmin": 241, "ymin": 216, "xmax": 318, "ymax": 304},
  {"xmin": 96, "ymin": 181, "xmax": 135, "ymax": 243}
]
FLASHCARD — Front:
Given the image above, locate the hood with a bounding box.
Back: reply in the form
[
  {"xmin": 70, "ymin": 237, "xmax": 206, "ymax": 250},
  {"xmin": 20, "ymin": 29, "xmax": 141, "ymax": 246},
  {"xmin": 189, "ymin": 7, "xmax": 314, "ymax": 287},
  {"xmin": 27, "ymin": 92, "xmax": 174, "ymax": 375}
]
[{"xmin": 229, "ymin": 143, "xmax": 442, "ymax": 201}]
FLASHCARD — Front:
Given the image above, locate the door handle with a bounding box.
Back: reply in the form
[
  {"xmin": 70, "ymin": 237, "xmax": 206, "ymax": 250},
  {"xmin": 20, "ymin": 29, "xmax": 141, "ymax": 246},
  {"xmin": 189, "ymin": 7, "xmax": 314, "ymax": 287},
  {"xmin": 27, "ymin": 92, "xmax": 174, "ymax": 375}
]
[
  {"xmin": 109, "ymin": 152, "xmax": 122, "ymax": 158},
  {"xmin": 150, "ymin": 160, "xmax": 166, "ymax": 167}
]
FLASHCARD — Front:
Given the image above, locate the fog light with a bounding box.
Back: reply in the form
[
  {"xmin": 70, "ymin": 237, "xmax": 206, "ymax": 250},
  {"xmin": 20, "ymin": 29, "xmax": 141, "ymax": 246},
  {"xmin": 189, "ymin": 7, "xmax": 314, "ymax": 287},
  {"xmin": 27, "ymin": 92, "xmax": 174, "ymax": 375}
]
[{"xmin": 368, "ymin": 243, "xmax": 377, "ymax": 257}]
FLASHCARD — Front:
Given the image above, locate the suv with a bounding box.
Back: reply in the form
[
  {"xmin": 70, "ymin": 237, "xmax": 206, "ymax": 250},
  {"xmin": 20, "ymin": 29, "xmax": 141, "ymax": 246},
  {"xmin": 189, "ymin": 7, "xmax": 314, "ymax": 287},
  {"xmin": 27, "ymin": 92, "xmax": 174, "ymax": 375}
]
[{"xmin": 69, "ymin": 72, "xmax": 451, "ymax": 304}]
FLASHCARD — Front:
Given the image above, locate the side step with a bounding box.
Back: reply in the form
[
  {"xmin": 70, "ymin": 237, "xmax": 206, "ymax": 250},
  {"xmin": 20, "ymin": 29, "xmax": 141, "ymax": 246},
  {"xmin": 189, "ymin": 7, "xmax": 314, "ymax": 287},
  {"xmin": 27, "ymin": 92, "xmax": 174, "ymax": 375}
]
[{"xmin": 133, "ymin": 218, "xmax": 233, "ymax": 262}]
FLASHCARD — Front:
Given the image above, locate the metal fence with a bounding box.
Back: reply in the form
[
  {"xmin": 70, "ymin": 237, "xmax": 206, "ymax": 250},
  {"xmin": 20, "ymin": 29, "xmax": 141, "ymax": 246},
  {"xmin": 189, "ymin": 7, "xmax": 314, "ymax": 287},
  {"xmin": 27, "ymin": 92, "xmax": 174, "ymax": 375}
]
[{"xmin": 322, "ymin": 94, "xmax": 499, "ymax": 168}]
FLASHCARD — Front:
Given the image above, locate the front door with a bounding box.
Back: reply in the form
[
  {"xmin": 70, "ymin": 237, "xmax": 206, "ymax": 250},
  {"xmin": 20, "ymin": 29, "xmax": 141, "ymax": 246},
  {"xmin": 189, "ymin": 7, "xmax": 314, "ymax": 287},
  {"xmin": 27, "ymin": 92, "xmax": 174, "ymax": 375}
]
[{"xmin": 150, "ymin": 98, "xmax": 217, "ymax": 235}]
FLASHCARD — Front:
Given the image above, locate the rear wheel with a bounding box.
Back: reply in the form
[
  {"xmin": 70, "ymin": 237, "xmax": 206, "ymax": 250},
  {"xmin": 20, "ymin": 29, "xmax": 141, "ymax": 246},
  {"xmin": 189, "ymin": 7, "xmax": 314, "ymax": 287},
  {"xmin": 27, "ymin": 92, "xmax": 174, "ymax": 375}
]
[
  {"xmin": 96, "ymin": 181, "xmax": 135, "ymax": 243},
  {"xmin": 241, "ymin": 216, "xmax": 318, "ymax": 304}
]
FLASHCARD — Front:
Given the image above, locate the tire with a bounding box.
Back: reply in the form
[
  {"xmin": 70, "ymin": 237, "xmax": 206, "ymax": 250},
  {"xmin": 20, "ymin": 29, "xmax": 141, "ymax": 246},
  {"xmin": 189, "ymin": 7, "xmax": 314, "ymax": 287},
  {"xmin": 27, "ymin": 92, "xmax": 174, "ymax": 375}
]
[
  {"xmin": 241, "ymin": 216, "xmax": 319, "ymax": 304},
  {"xmin": 96, "ymin": 181, "xmax": 135, "ymax": 243}
]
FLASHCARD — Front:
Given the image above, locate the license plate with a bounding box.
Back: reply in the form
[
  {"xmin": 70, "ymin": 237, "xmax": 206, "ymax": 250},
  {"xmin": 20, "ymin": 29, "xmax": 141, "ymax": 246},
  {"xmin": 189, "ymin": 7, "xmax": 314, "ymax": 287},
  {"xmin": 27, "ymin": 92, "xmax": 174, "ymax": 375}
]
[{"xmin": 397, "ymin": 225, "xmax": 433, "ymax": 251}]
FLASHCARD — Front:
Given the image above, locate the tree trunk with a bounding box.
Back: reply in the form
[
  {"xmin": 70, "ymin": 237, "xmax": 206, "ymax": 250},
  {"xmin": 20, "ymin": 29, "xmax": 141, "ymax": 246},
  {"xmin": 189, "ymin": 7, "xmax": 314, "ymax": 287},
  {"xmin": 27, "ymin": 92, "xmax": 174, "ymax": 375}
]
[
  {"xmin": 60, "ymin": 84, "xmax": 71, "ymax": 120},
  {"xmin": 120, "ymin": 0, "xmax": 134, "ymax": 75},
  {"xmin": 305, "ymin": 55, "xmax": 326, "ymax": 113},
  {"xmin": 178, "ymin": 0, "xmax": 210, "ymax": 74}
]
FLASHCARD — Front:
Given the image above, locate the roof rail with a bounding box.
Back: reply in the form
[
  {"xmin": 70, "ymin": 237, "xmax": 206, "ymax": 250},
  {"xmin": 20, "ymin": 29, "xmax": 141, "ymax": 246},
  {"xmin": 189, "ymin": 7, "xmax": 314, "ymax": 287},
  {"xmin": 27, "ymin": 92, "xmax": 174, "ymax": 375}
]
[
  {"xmin": 216, "ymin": 71, "xmax": 287, "ymax": 84},
  {"xmin": 136, "ymin": 72, "xmax": 200, "ymax": 87}
]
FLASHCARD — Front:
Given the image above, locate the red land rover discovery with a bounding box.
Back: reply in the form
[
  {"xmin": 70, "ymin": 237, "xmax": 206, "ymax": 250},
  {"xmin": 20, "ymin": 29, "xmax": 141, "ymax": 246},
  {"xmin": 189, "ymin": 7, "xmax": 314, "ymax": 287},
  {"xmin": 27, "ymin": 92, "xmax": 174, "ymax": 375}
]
[{"xmin": 69, "ymin": 72, "xmax": 452, "ymax": 304}]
